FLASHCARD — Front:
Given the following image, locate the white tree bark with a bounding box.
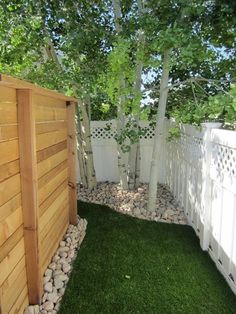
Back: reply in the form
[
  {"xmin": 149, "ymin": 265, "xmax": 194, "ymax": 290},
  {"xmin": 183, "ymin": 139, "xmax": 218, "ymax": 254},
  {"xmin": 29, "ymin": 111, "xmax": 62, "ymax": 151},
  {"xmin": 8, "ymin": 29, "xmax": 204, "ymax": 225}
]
[
  {"xmin": 43, "ymin": 37, "xmax": 97, "ymax": 189},
  {"xmin": 128, "ymin": 140, "xmax": 141, "ymax": 189},
  {"xmin": 128, "ymin": 0, "xmax": 145, "ymax": 190},
  {"xmin": 112, "ymin": 0, "xmax": 129, "ymax": 189},
  {"xmin": 75, "ymin": 106, "xmax": 88, "ymax": 188},
  {"xmin": 78, "ymin": 99, "xmax": 97, "ymax": 190},
  {"xmin": 147, "ymin": 49, "xmax": 172, "ymax": 211}
]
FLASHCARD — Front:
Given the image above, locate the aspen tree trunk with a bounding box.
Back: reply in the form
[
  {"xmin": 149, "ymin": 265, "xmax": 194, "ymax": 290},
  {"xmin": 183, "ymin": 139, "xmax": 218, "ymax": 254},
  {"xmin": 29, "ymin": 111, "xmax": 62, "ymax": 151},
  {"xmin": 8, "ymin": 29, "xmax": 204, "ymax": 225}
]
[
  {"xmin": 147, "ymin": 49, "xmax": 172, "ymax": 211},
  {"xmin": 75, "ymin": 106, "xmax": 88, "ymax": 188},
  {"xmin": 128, "ymin": 140, "xmax": 141, "ymax": 189},
  {"xmin": 128, "ymin": 0, "xmax": 145, "ymax": 190},
  {"xmin": 128, "ymin": 63, "xmax": 142, "ymax": 189},
  {"xmin": 43, "ymin": 38, "xmax": 97, "ymax": 189},
  {"xmin": 112, "ymin": 0, "xmax": 129, "ymax": 189},
  {"xmin": 78, "ymin": 99, "xmax": 97, "ymax": 190}
]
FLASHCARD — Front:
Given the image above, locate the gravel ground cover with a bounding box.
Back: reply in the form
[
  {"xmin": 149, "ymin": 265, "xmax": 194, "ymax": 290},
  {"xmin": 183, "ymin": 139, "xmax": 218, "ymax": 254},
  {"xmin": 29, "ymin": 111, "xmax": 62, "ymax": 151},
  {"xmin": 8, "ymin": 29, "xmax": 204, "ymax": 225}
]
[{"xmin": 78, "ymin": 182, "xmax": 188, "ymax": 225}]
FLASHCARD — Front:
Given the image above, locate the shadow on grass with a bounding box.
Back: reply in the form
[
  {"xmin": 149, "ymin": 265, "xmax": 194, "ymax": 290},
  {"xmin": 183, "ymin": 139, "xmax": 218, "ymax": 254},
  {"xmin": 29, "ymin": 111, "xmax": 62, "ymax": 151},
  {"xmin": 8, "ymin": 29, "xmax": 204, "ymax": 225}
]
[{"xmin": 59, "ymin": 201, "xmax": 236, "ymax": 314}]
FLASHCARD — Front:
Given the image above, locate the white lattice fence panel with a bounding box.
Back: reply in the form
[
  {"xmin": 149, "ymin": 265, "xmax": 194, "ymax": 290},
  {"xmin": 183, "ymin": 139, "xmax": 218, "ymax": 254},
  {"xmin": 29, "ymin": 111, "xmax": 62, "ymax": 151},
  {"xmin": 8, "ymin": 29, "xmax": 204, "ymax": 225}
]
[{"xmin": 89, "ymin": 120, "xmax": 154, "ymax": 182}]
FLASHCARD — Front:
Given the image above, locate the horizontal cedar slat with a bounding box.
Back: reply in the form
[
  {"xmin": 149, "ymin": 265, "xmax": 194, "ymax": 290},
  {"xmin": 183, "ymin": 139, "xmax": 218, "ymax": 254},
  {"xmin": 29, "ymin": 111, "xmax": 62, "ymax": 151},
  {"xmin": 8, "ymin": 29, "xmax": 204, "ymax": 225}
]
[
  {"xmin": 39, "ymin": 189, "xmax": 68, "ymax": 236},
  {"xmin": 42, "ymin": 211, "xmax": 69, "ymax": 272},
  {"xmin": 41, "ymin": 201, "xmax": 68, "ymax": 246},
  {"xmin": 35, "ymin": 106, "xmax": 67, "ymax": 122},
  {"xmin": 0, "ymin": 206, "xmax": 23, "ymax": 247},
  {"xmin": 38, "ymin": 160, "xmax": 67, "ymax": 189},
  {"xmin": 36, "ymin": 121, "xmax": 66, "ymax": 135},
  {"xmin": 40, "ymin": 201, "xmax": 68, "ymax": 245},
  {"xmin": 0, "ymin": 257, "xmax": 27, "ymax": 314},
  {"xmin": 39, "ymin": 180, "xmax": 67, "ymax": 217},
  {"xmin": 0, "ymin": 225, "xmax": 24, "ymax": 263},
  {"xmin": 0, "ymin": 102, "xmax": 17, "ymax": 124},
  {"xmin": 0, "ymin": 74, "xmax": 76, "ymax": 101},
  {"xmin": 33, "ymin": 93, "xmax": 67, "ymax": 108},
  {"xmin": 0, "ymin": 86, "xmax": 16, "ymax": 102},
  {"xmin": 0, "ymin": 173, "xmax": 21, "ymax": 207},
  {"xmin": 0, "ymin": 159, "xmax": 20, "ymax": 183},
  {"xmin": 36, "ymin": 129, "xmax": 67, "ymax": 151},
  {"xmin": 0, "ymin": 238, "xmax": 25, "ymax": 286},
  {"xmin": 0, "ymin": 193, "xmax": 21, "ymax": 223},
  {"xmin": 42, "ymin": 222, "xmax": 68, "ymax": 273},
  {"xmin": 0, "ymin": 124, "xmax": 18, "ymax": 142},
  {"xmin": 37, "ymin": 149, "xmax": 67, "ymax": 178},
  {"xmin": 38, "ymin": 167, "xmax": 68, "ymax": 205},
  {"xmin": 37, "ymin": 140, "xmax": 67, "ymax": 163},
  {"xmin": 0, "ymin": 139, "xmax": 19, "ymax": 166},
  {"xmin": 9, "ymin": 284, "xmax": 28, "ymax": 314}
]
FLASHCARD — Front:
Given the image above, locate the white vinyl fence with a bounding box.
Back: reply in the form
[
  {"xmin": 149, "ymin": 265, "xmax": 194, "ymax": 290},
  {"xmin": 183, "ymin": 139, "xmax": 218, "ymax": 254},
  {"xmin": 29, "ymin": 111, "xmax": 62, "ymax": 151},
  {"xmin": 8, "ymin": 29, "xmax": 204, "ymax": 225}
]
[
  {"xmin": 165, "ymin": 121, "xmax": 236, "ymax": 295},
  {"xmin": 80, "ymin": 120, "xmax": 236, "ymax": 294},
  {"xmin": 90, "ymin": 120, "xmax": 155, "ymax": 183}
]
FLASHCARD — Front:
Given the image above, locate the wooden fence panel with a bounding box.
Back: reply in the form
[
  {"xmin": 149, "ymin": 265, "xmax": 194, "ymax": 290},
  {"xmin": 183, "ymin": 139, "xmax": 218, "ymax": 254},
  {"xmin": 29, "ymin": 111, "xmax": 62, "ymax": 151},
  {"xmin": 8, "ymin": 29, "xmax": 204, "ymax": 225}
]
[{"xmin": 0, "ymin": 75, "xmax": 77, "ymax": 313}]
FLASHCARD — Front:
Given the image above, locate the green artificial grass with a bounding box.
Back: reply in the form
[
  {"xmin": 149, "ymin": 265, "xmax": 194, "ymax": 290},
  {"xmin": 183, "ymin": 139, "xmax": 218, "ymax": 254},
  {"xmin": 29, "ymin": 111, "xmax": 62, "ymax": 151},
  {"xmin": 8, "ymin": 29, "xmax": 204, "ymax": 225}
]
[{"xmin": 59, "ymin": 201, "xmax": 236, "ymax": 314}]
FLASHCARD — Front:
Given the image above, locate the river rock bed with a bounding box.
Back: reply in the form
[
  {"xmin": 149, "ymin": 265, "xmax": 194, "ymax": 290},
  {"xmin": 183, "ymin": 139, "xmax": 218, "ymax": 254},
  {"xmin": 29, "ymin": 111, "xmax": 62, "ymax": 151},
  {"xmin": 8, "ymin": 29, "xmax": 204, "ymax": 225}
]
[
  {"xmin": 24, "ymin": 217, "xmax": 87, "ymax": 314},
  {"xmin": 78, "ymin": 183, "xmax": 187, "ymax": 225}
]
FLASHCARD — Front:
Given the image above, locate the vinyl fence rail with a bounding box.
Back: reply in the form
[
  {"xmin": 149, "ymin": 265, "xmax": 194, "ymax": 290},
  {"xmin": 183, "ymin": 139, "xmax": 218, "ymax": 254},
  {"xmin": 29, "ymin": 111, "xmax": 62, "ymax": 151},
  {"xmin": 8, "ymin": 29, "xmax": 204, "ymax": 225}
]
[
  {"xmin": 87, "ymin": 119, "xmax": 236, "ymax": 294},
  {"xmin": 0, "ymin": 74, "xmax": 77, "ymax": 312}
]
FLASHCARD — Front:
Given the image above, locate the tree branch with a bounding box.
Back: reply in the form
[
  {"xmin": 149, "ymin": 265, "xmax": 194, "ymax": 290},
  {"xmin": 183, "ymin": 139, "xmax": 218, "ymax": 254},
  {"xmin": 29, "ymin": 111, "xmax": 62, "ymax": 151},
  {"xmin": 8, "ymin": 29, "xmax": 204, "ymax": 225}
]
[{"xmin": 143, "ymin": 76, "xmax": 234, "ymax": 94}]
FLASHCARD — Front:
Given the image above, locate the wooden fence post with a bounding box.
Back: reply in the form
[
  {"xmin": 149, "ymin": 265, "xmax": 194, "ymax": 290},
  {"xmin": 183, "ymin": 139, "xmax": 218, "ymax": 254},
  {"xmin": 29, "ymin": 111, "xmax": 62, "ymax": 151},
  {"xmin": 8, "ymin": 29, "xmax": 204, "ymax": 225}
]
[
  {"xmin": 17, "ymin": 89, "xmax": 42, "ymax": 304},
  {"xmin": 67, "ymin": 101, "xmax": 78, "ymax": 225}
]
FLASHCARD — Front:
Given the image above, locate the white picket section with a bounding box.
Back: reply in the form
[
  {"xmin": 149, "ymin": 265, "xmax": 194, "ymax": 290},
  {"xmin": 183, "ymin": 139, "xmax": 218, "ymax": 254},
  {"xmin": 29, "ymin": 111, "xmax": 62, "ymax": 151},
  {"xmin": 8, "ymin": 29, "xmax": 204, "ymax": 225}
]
[{"xmin": 79, "ymin": 120, "xmax": 236, "ymax": 294}]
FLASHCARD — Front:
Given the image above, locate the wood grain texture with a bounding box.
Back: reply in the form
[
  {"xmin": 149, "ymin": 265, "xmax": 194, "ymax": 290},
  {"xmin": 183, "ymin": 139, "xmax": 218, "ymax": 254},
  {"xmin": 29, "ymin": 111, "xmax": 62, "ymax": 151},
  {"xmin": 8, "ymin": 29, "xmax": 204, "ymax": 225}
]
[
  {"xmin": 0, "ymin": 74, "xmax": 76, "ymax": 102},
  {"xmin": 33, "ymin": 94, "xmax": 66, "ymax": 108},
  {"xmin": 0, "ymin": 85, "xmax": 16, "ymax": 102},
  {"xmin": 0, "ymin": 256, "xmax": 27, "ymax": 314},
  {"xmin": 39, "ymin": 180, "xmax": 67, "ymax": 217},
  {"xmin": 17, "ymin": 89, "xmax": 42, "ymax": 304},
  {"xmin": 38, "ymin": 160, "xmax": 67, "ymax": 189},
  {"xmin": 0, "ymin": 238, "xmax": 24, "ymax": 286},
  {"xmin": 0, "ymin": 139, "xmax": 19, "ymax": 166},
  {"xmin": 39, "ymin": 189, "xmax": 68, "ymax": 236},
  {"xmin": 35, "ymin": 106, "xmax": 66, "ymax": 122},
  {"xmin": 37, "ymin": 140, "xmax": 67, "ymax": 163},
  {"xmin": 36, "ymin": 129, "xmax": 67, "ymax": 151},
  {"xmin": 36, "ymin": 121, "xmax": 66, "ymax": 135},
  {"xmin": 40, "ymin": 202, "xmax": 68, "ymax": 247},
  {"xmin": 0, "ymin": 193, "xmax": 21, "ymax": 223},
  {"xmin": 0, "ymin": 225, "xmax": 24, "ymax": 263},
  {"xmin": 0, "ymin": 78, "xmax": 77, "ymax": 311},
  {"xmin": 66, "ymin": 101, "xmax": 78, "ymax": 224},
  {"xmin": 0, "ymin": 124, "xmax": 18, "ymax": 142},
  {"xmin": 37, "ymin": 149, "xmax": 67, "ymax": 178},
  {"xmin": 0, "ymin": 159, "xmax": 20, "ymax": 183},
  {"xmin": 0, "ymin": 206, "xmax": 23, "ymax": 247},
  {"xmin": 0, "ymin": 173, "xmax": 21, "ymax": 207},
  {"xmin": 8, "ymin": 284, "xmax": 28, "ymax": 314},
  {"xmin": 38, "ymin": 167, "xmax": 68, "ymax": 205},
  {"xmin": 0, "ymin": 102, "xmax": 17, "ymax": 124},
  {"xmin": 42, "ymin": 214, "xmax": 69, "ymax": 272}
]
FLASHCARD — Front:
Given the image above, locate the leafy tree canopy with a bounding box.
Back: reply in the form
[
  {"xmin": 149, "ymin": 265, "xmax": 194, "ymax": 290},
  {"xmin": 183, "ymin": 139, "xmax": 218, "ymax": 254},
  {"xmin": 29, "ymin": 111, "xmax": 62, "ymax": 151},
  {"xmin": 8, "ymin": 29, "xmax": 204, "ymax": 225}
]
[{"xmin": 0, "ymin": 0, "xmax": 235, "ymax": 122}]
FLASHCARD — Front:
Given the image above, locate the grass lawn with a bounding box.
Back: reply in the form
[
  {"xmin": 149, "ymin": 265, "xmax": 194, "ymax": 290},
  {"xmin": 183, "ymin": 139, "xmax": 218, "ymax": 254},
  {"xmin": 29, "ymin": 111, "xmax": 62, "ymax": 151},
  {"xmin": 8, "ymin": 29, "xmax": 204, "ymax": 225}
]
[{"xmin": 59, "ymin": 201, "xmax": 236, "ymax": 314}]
